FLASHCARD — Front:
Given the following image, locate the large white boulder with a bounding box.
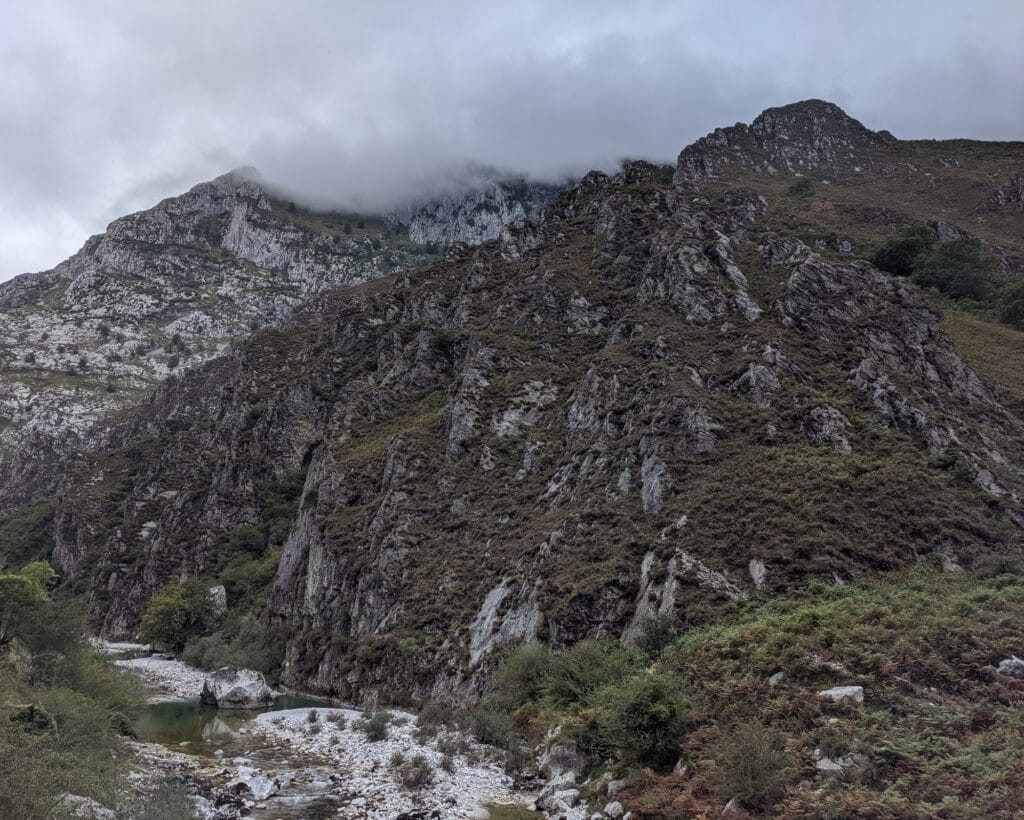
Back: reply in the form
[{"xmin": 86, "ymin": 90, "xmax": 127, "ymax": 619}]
[
  {"xmin": 997, "ymin": 656, "xmax": 1024, "ymax": 679},
  {"xmin": 817, "ymin": 685, "xmax": 864, "ymax": 705},
  {"xmin": 200, "ymin": 667, "xmax": 271, "ymax": 709}
]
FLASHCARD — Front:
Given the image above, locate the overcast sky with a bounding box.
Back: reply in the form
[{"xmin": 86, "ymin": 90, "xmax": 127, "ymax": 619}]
[{"xmin": 1, "ymin": 0, "xmax": 1022, "ymax": 281}]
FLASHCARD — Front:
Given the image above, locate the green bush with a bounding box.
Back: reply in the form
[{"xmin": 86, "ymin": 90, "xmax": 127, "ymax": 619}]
[
  {"xmin": 357, "ymin": 711, "xmax": 391, "ymax": 741},
  {"xmin": 417, "ymin": 700, "xmax": 454, "ymax": 727},
  {"xmin": 396, "ymin": 753, "xmax": 434, "ymax": 789},
  {"xmin": 998, "ymin": 279, "xmax": 1024, "ymax": 329},
  {"xmin": 542, "ymin": 638, "xmax": 638, "ymax": 710},
  {"xmin": 467, "ymin": 699, "xmax": 517, "ymax": 749},
  {"xmin": 911, "ymin": 238, "xmax": 999, "ymax": 301},
  {"xmin": 592, "ymin": 671, "xmax": 690, "ymax": 768},
  {"xmin": 139, "ymin": 579, "xmax": 217, "ymax": 650},
  {"xmin": 635, "ymin": 613, "xmax": 680, "ymax": 660},
  {"xmin": 493, "ymin": 642, "xmax": 552, "ymax": 707},
  {"xmin": 0, "ymin": 500, "xmax": 55, "ymax": 570},
  {"xmin": 713, "ymin": 721, "xmax": 794, "ymax": 810},
  {"xmin": 870, "ymin": 223, "xmax": 935, "ymax": 278},
  {"xmin": 786, "ymin": 177, "xmax": 815, "ymax": 198}
]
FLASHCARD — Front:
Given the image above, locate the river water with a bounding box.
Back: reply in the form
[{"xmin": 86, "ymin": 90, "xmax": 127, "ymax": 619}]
[{"xmin": 109, "ymin": 645, "xmax": 535, "ymax": 818}]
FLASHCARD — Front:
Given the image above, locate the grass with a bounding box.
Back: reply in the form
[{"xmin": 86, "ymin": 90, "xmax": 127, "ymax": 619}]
[
  {"xmin": 942, "ymin": 308, "xmax": 1024, "ymax": 399},
  {"xmin": 495, "ymin": 567, "xmax": 1024, "ymax": 817}
]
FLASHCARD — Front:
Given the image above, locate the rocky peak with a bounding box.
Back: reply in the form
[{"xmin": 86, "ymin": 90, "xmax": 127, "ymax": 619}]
[
  {"xmin": 0, "ymin": 168, "xmax": 553, "ymax": 512},
  {"xmin": 674, "ymin": 99, "xmax": 899, "ymax": 181},
  {"xmin": 386, "ymin": 175, "xmax": 560, "ymax": 247}
]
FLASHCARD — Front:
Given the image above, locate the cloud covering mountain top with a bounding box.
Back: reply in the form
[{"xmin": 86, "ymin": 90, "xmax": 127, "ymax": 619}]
[{"xmin": 2, "ymin": 0, "xmax": 1022, "ymax": 280}]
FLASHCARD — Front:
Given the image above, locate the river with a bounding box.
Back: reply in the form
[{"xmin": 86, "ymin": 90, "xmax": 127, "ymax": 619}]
[{"xmin": 103, "ymin": 644, "xmax": 536, "ymax": 819}]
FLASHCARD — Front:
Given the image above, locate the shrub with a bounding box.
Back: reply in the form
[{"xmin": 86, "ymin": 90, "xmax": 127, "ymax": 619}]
[
  {"xmin": 713, "ymin": 721, "xmax": 794, "ymax": 810},
  {"xmin": 493, "ymin": 643, "xmax": 552, "ymax": 707},
  {"xmin": 973, "ymin": 554, "xmax": 1024, "ymax": 578},
  {"xmin": 998, "ymin": 279, "xmax": 1024, "ymax": 329},
  {"xmin": 786, "ymin": 177, "xmax": 815, "ymax": 197},
  {"xmin": 636, "ymin": 613, "xmax": 680, "ymax": 660},
  {"xmin": 542, "ymin": 638, "xmax": 638, "ymax": 710},
  {"xmin": 467, "ymin": 700, "xmax": 516, "ymax": 749},
  {"xmin": 357, "ymin": 711, "xmax": 391, "ymax": 741},
  {"xmin": 0, "ymin": 572, "xmax": 49, "ymax": 649},
  {"xmin": 911, "ymin": 238, "xmax": 999, "ymax": 301},
  {"xmin": 397, "ymin": 754, "xmax": 434, "ymax": 789},
  {"xmin": 418, "ymin": 700, "xmax": 454, "ymax": 728},
  {"xmin": 139, "ymin": 579, "xmax": 217, "ymax": 651},
  {"xmin": 870, "ymin": 223, "xmax": 935, "ymax": 278},
  {"xmin": 592, "ymin": 671, "xmax": 691, "ymax": 768}
]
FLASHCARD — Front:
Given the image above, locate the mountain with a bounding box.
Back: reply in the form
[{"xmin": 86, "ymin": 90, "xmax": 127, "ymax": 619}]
[
  {"xmin": 0, "ymin": 170, "xmax": 556, "ymax": 511},
  {"xmin": 4, "ymin": 100, "xmax": 1024, "ymax": 816},
  {"xmin": 34, "ymin": 101, "xmax": 1023, "ymax": 690}
]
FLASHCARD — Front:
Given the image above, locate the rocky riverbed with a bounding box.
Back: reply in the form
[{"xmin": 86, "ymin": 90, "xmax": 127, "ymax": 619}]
[{"xmin": 100, "ymin": 643, "xmax": 534, "ymax": 818}]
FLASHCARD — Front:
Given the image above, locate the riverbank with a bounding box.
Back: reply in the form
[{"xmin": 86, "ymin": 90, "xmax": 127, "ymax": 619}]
[{"xmin": 99, "ymin": 642, "xmax": 534, "ymax": 818}]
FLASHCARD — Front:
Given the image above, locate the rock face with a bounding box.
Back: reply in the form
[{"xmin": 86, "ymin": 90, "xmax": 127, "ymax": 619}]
[
  {"xmin": 0, "ymin": 171, "xmax": 548, "ymax": 513},
  {"xmin": 200, "ymin": 668, "xmax": 272, "ymax": 709},
  {"xmin": 12, "ymin": 102, "xmax": 1024, "ymax": 704},
  {"xmin": 978, "ymin": 173, "xmax": 1024, "ymax": 213},
  {"xmin": 675, "ymin": 99, "xmax": 899, "ymax": 181},
  {"xmin": 387, "ymin": 176, "xmax": 560, "ymax": 247}
]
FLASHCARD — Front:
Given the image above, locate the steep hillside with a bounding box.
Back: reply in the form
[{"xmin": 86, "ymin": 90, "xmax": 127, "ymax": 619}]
[
  {"xmin": 0, "ymin": 170, "xmax": 555, "ymax": 511},
  {"xmin": 41, "ymin": 145, "xmax": 1024, "ymax": 706},
  {"xmin": 5, "ymin": 98, "xmax": 1024, "ymax": 817}
]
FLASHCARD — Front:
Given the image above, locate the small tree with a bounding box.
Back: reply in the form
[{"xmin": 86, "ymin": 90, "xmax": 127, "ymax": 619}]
[
  {"xmin": 0, "ymin": 574, "xmax": 47, "ymax": 649},
  {"xmin": 139, "ymin": 579, "xmax": 217, "ymax": 650},
  {"xmin": 911, "ymin": 238, "xmax": 998, "ymax": 301},
  {"xmin": 998, "ymin": 279, "xmax": 1024, "ymax": 330},
  {"xmin": 714, "ymin": 720, "xmax": 794, "ymax": 810},
  {"xmin": 870, "ymin": 223, "xmax": 935, "ymax": 278},
  {"xmin": 636, "ymin": 613, "xmax": 680, "ymax": 660},
  {"xmin": 593, "ymin": 671, "xmax": 691, "ymax": 768},
  {"xmin": 20, "ymin": 561, "xmax": 57, "ymax": 591}
]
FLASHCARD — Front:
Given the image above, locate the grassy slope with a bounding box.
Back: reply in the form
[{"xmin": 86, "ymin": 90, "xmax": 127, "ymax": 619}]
[{"xmin": 521, "ymin": 568, "xmax": 1024, "ymax": 818}]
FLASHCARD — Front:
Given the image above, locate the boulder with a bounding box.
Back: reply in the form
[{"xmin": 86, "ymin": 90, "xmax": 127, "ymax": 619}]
[
  {"xmin": 996, "ymin": 656, "xmax": 1024, "ymax": 679},
  {"xmin": 814, "ymin": 747, "xmax": 867, "ymax": 774},
  {"xmin": 200, "ymin": 668, "xmax": 271, "ymax": 709},
  {"xmin": 208, "ymin": 584, "xmax": 228, "ymax": 618},
  {"xmin": 605, "ymin": 801, "xmax": 625, "ymax": 818},
  {"xmin": 817, "ymin": 685, "xmax": 864, "ymax": 705},
  {"xmin": 56, "ymin": 794, "xmax": 117, "ymax": 819}
]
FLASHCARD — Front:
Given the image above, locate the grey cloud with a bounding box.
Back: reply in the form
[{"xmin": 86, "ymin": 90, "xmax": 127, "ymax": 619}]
[{"xmin": 1, "ymin": 0, "xmax": 1021, "ymax": 280}]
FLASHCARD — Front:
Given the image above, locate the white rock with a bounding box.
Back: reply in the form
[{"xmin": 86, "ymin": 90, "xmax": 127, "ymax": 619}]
[
  {"xmin": 997, "ymin": 656, "xmax": 1024, "ymax": 679},
  {"xmin": 768, "ymin": 671, "xmax": 785, "ymax": 687},
  {"xmin": 56, "ymin": 794, "xmax": 117, "ymax": 819},
  {"xmin": 200, "ymin": 668, "xmax": 271, "ymax": 709},
  {"xmin": 818, "ymin": 685, "xmax": 864, "ymax": 705},
  {"xmin": 605, "ymin": 801, "xmax": 625, "ymax": 818},
  {"xmin": 208, "ymin": 584, "xmax": 228, "ymax": 617}
]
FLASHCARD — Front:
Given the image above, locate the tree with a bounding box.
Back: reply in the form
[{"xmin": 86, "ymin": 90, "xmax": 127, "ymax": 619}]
[
  {"xmin": 911, "ymin": 238, "xmax": 998, "ymax": 301},
  {"xmin": 20, "ymin": 561, "xmax": 57, "ymax": 591},
  {"xmin": 870, "ymin": 223, "xmax": 935, "ymax": 278},
  {"xmin": 139, "ymin": 579, "xmax": 217, "ymax": 650},
  {"xmin": 0, "ymin": 573, "xmax": 48, "ymax": 648},
  {"xmin": 636, "ymin": 612, "xmax": 680, "ymax": 659},
  {"xmin": 998, "ymin": 279, "xmax": 1024, "ymax": 330},
  {"xmin": 593, "ymin": 671, "xmax": 691, "ymax": 768}
]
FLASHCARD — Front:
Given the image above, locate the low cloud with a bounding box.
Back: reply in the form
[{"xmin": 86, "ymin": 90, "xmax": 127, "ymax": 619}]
[{"xmin": 1, "ymin": 0, "xmax": 1021, "ymax": 279}]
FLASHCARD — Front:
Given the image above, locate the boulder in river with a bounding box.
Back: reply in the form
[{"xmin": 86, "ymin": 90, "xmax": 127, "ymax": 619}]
[{"xmin": 200, "ymin": 668, "xmax": 272, "ymax": 709}]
